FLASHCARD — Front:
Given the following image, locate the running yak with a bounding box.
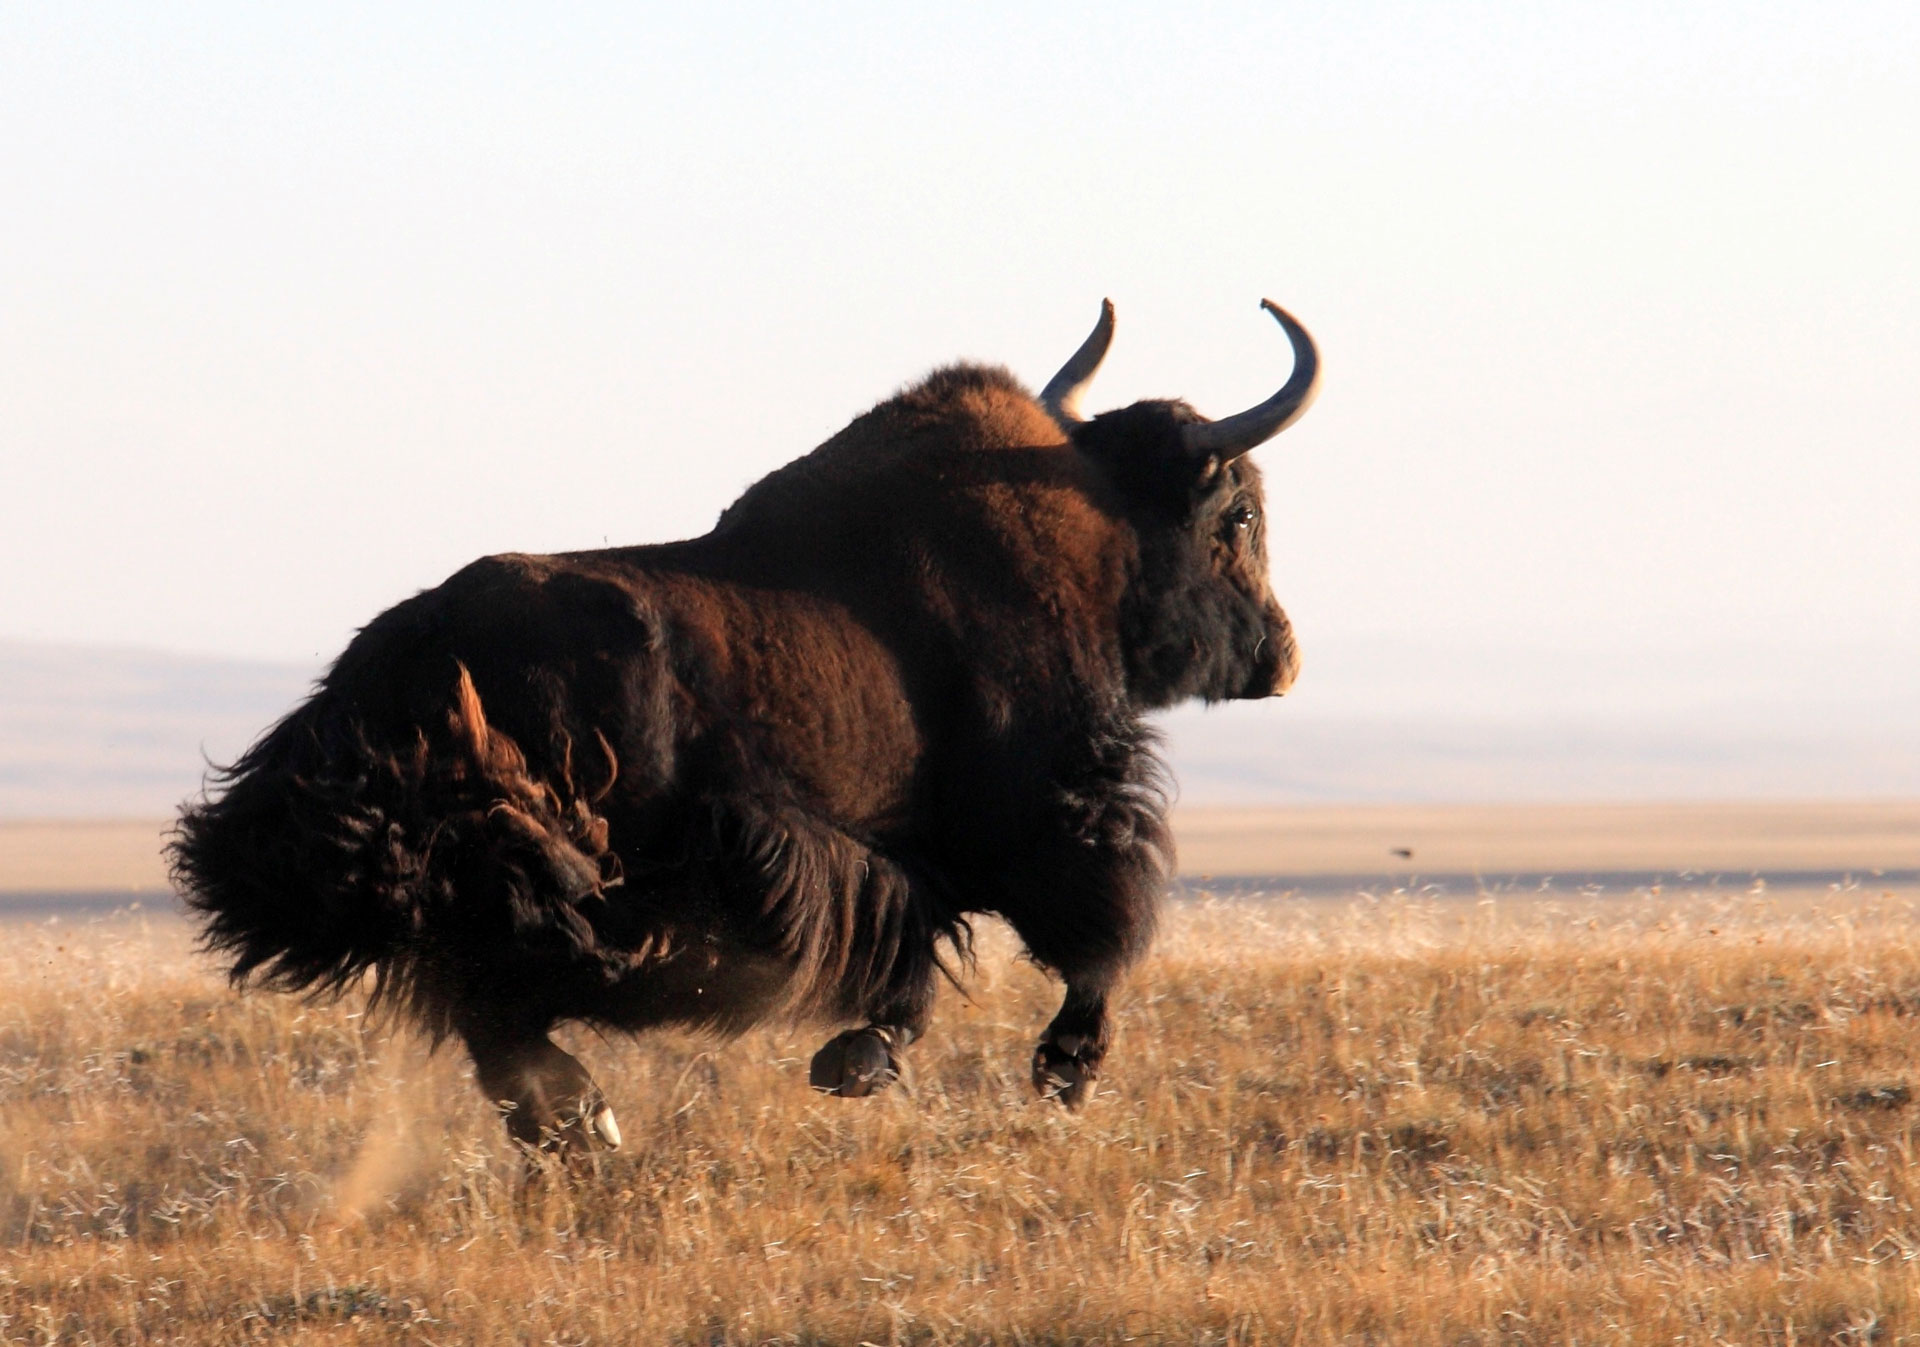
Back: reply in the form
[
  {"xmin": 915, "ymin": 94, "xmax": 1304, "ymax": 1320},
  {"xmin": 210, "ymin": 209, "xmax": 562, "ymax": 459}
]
[{"xmin": 173, "ymin": 299, "xmax": 1321, "ymax": 1158}]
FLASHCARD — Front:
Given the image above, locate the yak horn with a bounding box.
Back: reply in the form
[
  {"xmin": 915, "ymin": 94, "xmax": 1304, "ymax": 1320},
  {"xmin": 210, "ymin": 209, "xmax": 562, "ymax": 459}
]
[
  {"xmin": 1039, "ymin": 298, "xmax": 1116, "ymax": 428},
  {"xmin": 1182, "ymin": 300, "xmax": 1321, "ymax": 462}
]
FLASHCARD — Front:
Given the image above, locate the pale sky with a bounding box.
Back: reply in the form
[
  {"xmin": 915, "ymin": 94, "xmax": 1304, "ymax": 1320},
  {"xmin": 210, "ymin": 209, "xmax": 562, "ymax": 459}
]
[{"xmin": 4, "ymin": 4, "xmax": 1916, "ymax": 730}]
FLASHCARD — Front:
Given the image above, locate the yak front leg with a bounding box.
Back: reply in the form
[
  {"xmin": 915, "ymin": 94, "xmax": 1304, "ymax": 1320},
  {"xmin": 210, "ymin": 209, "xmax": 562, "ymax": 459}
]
[
  {"xmin": 1032, "ymin": 978, "xmax": 1112, "ymax": 1110},
  {"xmin": 1009, "ymin": 830, "xmax": 1163, "ymax": 1110},
  {"xmin": 460, "ymin": 1017, "xmax": 622, "ymax": 1157},
  {"xmin": 792, "ymin": 831, "xmax": 945, "ymax": 1100},
  {"xmin": 809, "ymin": 1023, "xmax": 915, "ymax": 1097},
  {"xmin": 808, "ymin": 964, "xmax": 938, "ymax": 1099}
]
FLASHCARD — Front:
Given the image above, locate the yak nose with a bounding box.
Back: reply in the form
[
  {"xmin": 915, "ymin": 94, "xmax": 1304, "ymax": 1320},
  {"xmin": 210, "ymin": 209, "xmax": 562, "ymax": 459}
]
[
  {"xmin": 1267, "ymin": 618, "xmax": 1300, "ymax": 696},
  {"xmin": 1271, "ymin": 653, "xmax": 1299, "ymax": 696}
]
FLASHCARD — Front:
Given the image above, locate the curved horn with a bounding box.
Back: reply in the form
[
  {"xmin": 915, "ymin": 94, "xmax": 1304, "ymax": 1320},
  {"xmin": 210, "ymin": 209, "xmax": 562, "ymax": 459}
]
[
  {"xmin": 1182, "ymin": 300, "xmax": 1321, "ymax": 462},
  {"xmin": 1039, "ymin": 298, "xmax": 1116, "ymax": 428}
]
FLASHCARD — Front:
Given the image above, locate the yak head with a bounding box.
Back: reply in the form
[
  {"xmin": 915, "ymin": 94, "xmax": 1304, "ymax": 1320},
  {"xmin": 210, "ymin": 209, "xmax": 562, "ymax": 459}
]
[{"xmin": 1040, "ymin": 299, "xmax": 1321, "ymax": 710}]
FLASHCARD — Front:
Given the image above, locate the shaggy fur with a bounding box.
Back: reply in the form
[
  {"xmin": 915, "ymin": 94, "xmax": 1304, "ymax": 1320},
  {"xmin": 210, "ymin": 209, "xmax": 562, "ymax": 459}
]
[{"xmin": 172, "ymin": 355, "xmax": 1300, "ymax": 1142}]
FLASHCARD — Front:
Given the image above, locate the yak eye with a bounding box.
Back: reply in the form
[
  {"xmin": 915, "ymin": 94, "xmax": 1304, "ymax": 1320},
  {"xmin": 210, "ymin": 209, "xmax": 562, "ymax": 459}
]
[{"xmin": 1225, "ymin": 503, "xmax": 1256, "ymax": 530}]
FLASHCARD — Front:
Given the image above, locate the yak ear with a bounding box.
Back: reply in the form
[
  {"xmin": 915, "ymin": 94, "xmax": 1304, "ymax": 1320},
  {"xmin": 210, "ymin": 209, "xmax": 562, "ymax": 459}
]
[{"xmin": 1180, "ymin": 448, "xmax": 1229, "ymax": 503}]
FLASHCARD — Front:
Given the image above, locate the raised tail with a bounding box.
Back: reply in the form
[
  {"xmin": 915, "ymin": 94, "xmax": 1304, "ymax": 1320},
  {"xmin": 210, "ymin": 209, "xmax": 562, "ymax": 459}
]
[{"xmin": 170, "ymin": 664, "xmax": 623, "ymax": 1038}]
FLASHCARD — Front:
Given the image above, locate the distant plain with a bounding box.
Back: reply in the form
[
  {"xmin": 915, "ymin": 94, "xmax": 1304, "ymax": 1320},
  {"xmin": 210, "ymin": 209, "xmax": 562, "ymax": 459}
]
[{"xmin": 8, "ymin": 800, "xmax": 1920, "ymax": 895}]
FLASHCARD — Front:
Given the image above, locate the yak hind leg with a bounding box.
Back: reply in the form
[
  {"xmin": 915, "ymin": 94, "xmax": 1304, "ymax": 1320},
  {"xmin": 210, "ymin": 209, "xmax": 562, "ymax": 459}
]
[{"xmin": 460, "ymin": 1019, "xmax": 622, "ymax": 1158}]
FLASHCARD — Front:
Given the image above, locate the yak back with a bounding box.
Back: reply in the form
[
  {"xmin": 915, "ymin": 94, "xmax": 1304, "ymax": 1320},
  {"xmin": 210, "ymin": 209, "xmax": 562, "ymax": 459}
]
[{"xmin": 707, "ymin": 364, "xmax": 1137, "ymax": 701}]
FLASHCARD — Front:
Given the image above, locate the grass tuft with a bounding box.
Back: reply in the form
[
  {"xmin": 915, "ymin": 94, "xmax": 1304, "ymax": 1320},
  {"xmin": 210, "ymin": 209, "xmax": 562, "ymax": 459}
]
[{"xmin": 3, "ymin": 885, "xmax": 1919, "ymax": 1342}]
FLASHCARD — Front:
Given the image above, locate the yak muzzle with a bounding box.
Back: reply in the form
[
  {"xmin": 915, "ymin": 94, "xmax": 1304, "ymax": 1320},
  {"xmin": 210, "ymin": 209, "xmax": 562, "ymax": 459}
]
[{"xmin": 1252, "ymin": 610, "xmax": 1300, "ymax": 698}]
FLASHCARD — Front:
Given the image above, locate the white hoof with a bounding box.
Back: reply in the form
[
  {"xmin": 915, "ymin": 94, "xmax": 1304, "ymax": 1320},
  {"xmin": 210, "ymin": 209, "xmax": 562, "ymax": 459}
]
[{"xmin": 590, "ymin": 1105, "xmax": 623, "ymax": 1150}]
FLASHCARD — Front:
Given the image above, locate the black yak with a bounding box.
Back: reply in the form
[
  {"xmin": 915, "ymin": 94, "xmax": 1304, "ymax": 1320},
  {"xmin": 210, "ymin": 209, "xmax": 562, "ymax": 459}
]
[{"xmin": 171, "ymin": 298, "xmax": 1321, "ymax": 1157}]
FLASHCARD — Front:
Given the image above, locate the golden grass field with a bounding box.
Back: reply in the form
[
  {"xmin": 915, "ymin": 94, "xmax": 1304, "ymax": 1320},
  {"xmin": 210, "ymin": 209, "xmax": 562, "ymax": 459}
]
[{"xmin": 4, "ymin": 806, "xmax": 1920, "ymax": 1344}]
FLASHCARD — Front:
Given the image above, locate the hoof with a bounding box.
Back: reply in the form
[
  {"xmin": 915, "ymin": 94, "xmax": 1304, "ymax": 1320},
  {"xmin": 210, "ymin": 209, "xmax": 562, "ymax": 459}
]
[
  {"xmin": 1032, "ymin": 1034, "xmax": 1099, "ymax": 1109},
  {"xmin": 809, "ymin": 1027, "xmax": 903, "ymax": 1097},
  {"xmin": 466, "ymin": 1030, "xmax": 617, "ymax": 1176},
  {"xmin": 499, "ymin": 1094, "xmax": 622, "ymax": 1158},
  {"xmin": 589, "ymin": 1104, "xmax": 623, "ymax": 1150}
]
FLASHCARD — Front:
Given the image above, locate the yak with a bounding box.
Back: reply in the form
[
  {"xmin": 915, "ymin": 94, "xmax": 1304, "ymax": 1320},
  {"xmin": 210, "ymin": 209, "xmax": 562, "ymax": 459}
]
[{"xmin": 171, "ymin": 298, "xmax": 1321, "ymax": 1158}]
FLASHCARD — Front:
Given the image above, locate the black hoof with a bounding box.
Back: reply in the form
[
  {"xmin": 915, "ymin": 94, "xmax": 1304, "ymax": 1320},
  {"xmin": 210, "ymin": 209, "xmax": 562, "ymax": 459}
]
[
  {"xmin": 1032, "ymin": 1035, "xmax": 1099, "ymax": 1109},
  {"xmin": 809, "ymin": 1027, "xmax": 903, "ymax": 1097}
]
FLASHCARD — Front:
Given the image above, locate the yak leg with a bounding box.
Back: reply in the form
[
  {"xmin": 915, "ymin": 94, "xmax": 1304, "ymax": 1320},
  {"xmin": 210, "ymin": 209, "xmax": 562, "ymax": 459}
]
[
  {"xmin": 809, "ymin": 1024, "xmax": 912, "ymax": 1097},
  {"xmin": 809, "ymin": 979, "xmax": 936, "ymax": 1099},
  {"xmin": 459, "ymin": 1018, "xmax": 621, "ymax": 1157},
  {"xmin": 1032, "ymin": 978, "xmax": 1112, "ymax": 1110},
  {"xmin": 1004, "ymin": 828, "xmax": 1163, "ymax": 1110}
]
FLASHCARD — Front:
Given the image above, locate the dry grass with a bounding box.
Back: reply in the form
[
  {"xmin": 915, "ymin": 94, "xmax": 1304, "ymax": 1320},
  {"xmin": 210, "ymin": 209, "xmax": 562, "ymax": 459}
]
[{"xmin": 6, "ymin": 884, "xmax": 1920, "ymax": 1344}]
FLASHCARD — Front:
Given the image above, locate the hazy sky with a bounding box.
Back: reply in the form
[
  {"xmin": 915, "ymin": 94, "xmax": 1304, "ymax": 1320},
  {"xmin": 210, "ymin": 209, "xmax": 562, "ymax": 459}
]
[{"xmin": 4, "ymin": 4, "xmax": 1916, "ymax": 722}]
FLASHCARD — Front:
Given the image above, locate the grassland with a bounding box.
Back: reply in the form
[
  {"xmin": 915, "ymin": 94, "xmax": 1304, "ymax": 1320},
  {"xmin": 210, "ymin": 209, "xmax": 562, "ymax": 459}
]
[{"xmin": 4, "ymin": 877, "xmax": 1920, "ymax": 1344}]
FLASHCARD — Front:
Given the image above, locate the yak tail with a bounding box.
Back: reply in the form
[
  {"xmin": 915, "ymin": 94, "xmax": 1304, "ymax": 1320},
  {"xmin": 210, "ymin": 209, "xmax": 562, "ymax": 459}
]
[{"xmin": 170, "ymin": 664, "xmax": 622, "ymax": 1039}]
